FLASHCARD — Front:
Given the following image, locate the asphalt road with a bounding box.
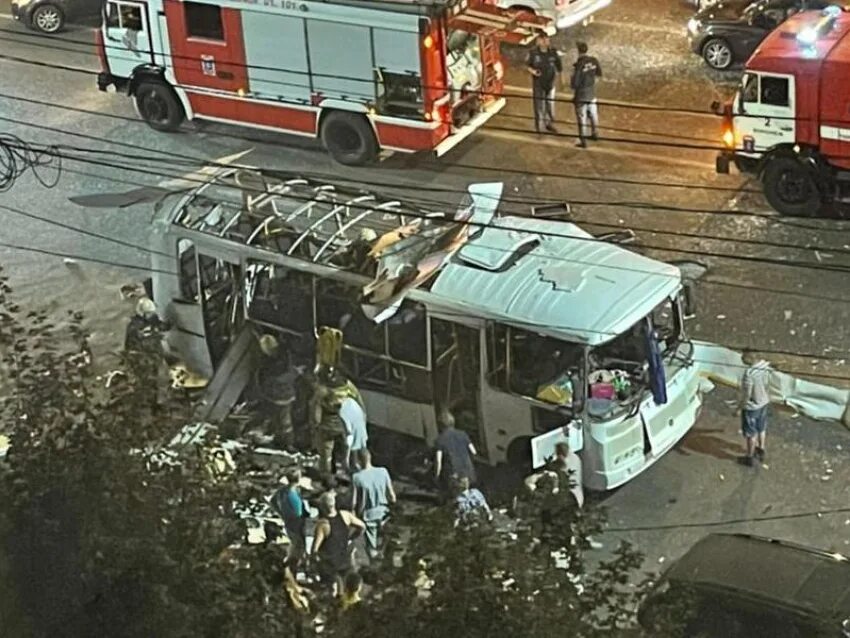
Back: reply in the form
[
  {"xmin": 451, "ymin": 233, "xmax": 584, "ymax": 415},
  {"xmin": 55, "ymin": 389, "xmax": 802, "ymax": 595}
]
[{"xmin": 0, "ymin": 0, "xmax": 848, "ymax": 570}]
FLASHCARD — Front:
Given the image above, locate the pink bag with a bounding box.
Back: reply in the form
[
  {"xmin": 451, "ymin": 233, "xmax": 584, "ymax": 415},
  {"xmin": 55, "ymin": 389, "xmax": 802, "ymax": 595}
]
[{"xmin": 590, "ymin": 382, "xmax": 616, "ymax": 400}]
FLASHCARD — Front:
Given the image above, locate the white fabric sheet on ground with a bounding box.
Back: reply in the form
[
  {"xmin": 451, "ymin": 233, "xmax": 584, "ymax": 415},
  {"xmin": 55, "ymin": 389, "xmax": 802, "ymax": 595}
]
[{"xmin": 693, "ymin": 340, "xmax": 850, "ymax": 424}]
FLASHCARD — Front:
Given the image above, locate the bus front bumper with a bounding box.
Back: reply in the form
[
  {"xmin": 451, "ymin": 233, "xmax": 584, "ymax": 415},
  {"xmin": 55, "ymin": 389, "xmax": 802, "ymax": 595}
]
[{"xmin": 434, "ymin": 97, "xmax": 506, "ymax": 158}]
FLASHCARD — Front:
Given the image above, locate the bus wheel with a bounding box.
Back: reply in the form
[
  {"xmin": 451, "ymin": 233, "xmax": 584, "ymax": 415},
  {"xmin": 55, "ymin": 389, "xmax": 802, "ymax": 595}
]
[
  {"xmin": 321, "ymin": 111, "xmax": 378, "ymax": 166},
  {"xmin": 134, "ymin": 81, "xmax": 185, "ymax": 132},
  {"xmin": 762, "ymin": 156, "xmax": 822, "ymax": 217}
]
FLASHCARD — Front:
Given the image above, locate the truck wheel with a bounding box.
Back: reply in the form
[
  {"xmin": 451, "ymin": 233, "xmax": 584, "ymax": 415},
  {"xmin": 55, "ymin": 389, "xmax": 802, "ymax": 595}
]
[
  {"xmin": 321, "ymin": 111, "xmax": 378, "ymax": 166},
  {"xmin": 134, "ymin": 81, "xmax": 185, "ymax": 132},
  {"xmin": 508, "ymin": 5, "xmax": 537, "ymax": 20},
  {"xmin": 762, "ymin": 156, "xmax": 822, "ymax": 216},
  {"xmin": 702, "ymin": 38, "xmax": 733, "ymax": 70}
]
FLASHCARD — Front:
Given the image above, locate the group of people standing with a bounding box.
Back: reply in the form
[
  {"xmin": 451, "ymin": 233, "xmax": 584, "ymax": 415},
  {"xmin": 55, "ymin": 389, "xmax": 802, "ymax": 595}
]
[
  {"xmin": 274, "ymin": 448, "xmax": 396, "ymax": 605},
  {"xmin": 527, "ymin": 32, "xmax": 603, "ymax": 148}
]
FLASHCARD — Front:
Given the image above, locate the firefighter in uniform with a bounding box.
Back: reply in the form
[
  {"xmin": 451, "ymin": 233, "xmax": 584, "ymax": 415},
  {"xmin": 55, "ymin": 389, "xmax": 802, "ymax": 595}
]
[
  {"xmin": 124, "ymin": 297, "xmax": 171, "ymax": 355},
  {"xmin": 255, "ymin": 334, "xmax": 297, "ymax": 450},
  {"xmin": 310, "ymin": 327, "xmax": 364, "ymax": 479},
  {"xmin": 124, "ymin": 297, "xmax": 171, "ymax": 408}
]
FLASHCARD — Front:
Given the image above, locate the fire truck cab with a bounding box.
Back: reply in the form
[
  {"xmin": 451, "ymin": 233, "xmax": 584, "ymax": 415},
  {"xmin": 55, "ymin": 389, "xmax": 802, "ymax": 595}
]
[
  {"xmin": 96, "ymin": 0, "xmax": 546, "ymax": 165},
  {"xmin": 716, "ymin": 6, "xmax": 850, "ymax": 216}
]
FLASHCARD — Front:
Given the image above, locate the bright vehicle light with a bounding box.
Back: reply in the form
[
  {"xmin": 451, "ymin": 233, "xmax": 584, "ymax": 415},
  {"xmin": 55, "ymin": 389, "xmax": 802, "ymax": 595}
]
[
  {"xmin": 687, "ymin": 18, "xmax": 700, "ymax": 35},
  {"xmin": 722, "ymin": 128, "xmax": 734, "ymax": 148},
  {"xmin": 423, "ymin": 34, "xmax": 434, "ymax": 49},
  {"xmin": 797, "ymin": 26, "xmax": 818, "ymax": 45}
]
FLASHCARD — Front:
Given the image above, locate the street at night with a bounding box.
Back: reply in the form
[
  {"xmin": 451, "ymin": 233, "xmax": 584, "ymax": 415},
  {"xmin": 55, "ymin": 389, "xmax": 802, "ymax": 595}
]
[{"xmin": 0, "ymin": 0, "xmax": 849, "ymax": 634}]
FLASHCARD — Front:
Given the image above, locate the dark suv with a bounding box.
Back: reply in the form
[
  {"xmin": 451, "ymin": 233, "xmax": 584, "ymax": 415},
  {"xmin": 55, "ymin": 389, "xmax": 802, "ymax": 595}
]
[
  {"xmin": 10, "ymin": 0, "xmax": 102, "ymax": 33},
  {"xmin": 638, "ymin": 534, "xmax": 850, "ymax": 638},
  {"xmin": 687, "ymin": 0, "xmax": 840, "ymax": 69}
]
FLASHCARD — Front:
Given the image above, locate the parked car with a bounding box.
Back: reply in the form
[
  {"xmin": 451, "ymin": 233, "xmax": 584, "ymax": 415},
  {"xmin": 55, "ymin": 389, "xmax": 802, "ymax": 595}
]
[
  {"xmin": 10, "ymin": 0, "xmax": 101, "ymax": 33},
  {"xmin": 688, "ymin": 0, "xmax": 841, "ymax": 69},
  {"xmin": 638, "ymin": 533, "xmax": 850, "ymax": 638},
  {"xmin": 496, "ymin": 0, "xmax": 612, "ymax": 31}
]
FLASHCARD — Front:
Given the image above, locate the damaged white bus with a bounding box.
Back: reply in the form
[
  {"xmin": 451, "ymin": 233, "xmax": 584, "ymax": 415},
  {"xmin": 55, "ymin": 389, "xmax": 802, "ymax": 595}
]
[{"xmin": 149, "ymin": 169, "xmax": 706, "ymax": 491}]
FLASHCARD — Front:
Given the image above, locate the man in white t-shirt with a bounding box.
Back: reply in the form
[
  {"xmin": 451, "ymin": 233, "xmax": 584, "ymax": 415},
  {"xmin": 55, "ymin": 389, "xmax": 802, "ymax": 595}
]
[
  {"xmin": 352, "ymin": 448, "xmax": 396, "ymax": 559},
  {"xmin": 339, "ymin": 396, "xmax": 368, "ymax": 472}
]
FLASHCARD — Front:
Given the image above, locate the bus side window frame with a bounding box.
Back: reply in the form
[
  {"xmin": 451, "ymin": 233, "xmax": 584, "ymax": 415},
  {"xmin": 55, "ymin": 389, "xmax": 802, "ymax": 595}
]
[{"xmin": 177, "ymin": 238, "xmax": 200, "ymax": 303}]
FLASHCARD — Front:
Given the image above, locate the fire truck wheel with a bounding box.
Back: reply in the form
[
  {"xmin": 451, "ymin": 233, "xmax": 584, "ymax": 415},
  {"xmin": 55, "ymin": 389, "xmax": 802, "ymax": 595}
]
[
  {"xmin": 134, "ymin": 82, "xmax": 185, "ymax": 133},
  {"xmin": 321, "ymin": 111, "xmax": 378, "ymax": 166},
  {"xmin": 702, "ymin": 38, "xmax": 733, "ymax": 70},
  {"xmin": 31, "ymin": 4, "xmax": 65, "ymax": 33},
  {"xmin": 762, "ymin": 156, "xmax": 822, "ymax": 217}
]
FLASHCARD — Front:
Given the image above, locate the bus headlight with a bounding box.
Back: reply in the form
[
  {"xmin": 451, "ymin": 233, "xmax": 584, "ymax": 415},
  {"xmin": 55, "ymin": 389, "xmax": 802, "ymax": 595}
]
[{"xmin": 722, "ymin": 128, "xmax": 734, "ymax": 148}]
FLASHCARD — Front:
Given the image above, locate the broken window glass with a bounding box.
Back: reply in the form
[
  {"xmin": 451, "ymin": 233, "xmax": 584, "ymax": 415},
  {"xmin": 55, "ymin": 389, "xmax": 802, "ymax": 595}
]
[
  {"xmin": 197, "ymin": 254, "xmax": 241, "ymax": 366},
  {"xmin": 178, "ymin": 239, "xmax": 199, "ymax": 302},
  {"xmin": 587, "ymin": 321, "xmax": 649, "ymax": 415},
  {"xmin": 246, "ymin": 264, "xmax": 313, "ymax": 334},
  {"xmin": 431, "ymin": 318, "xmax": 482, "ymax": 448},
  {"xmin": 487, "ymin": 322, "xmax": 583, "ymax": 408},
  {"xmin": 651, "ymin": 297, "xmax": 682, "ymax": 354},
  {"xmin": 316, "ymin": 280, "xmax": 384, "ymax": 354},
  {"xmin": 387, "ymin": 301, "xmax": 427, "ymax": 367}
]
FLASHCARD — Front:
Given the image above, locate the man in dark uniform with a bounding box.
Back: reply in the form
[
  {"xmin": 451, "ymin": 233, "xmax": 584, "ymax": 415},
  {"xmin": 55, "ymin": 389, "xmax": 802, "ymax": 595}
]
[
  {"xmin": 124, "ymin": 297, "xmax": 171, "ymax": 409},
  {"xmin": 124, "ymin": 297, "xmax": 171, "ymax": 355},
  {"xmin": 255, "ymin": 334, "xmax": 298, "ymax": 449},
  {"xmin": 526, "ymin": 31, "xmax": 563, "ymax": 134}
]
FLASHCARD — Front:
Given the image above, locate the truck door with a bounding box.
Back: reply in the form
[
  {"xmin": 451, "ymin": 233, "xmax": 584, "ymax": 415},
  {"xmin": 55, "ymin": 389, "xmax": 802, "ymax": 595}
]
[
  {"xmin": 164, "ymin": 1, "xmax": 249, "ymax": 94},
  {"xmin": 104, "ymin": 0, "xmax": 154, "ymax": 77},
  {"xmin": 736, "ymin": 72, "xmax": 796, "ymax": 153}
]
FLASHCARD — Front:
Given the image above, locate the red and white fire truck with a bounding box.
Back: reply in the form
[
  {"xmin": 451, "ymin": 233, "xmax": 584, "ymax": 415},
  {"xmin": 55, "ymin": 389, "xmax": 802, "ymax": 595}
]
[
  {"xmin": 96, "ymin": 0, "xmax": 546, "ymax": 165},
  {"xmin": 715, "ymin": 6, "xmax": 850, "ymax": 216}
]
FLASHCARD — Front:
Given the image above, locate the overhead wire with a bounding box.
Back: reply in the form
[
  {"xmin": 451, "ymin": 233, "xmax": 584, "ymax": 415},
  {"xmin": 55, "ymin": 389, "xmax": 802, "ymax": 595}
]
[
  {"xmin": 6, "ymin": 134, "xmax": 850, "ymax": 302},
  {"xmin": 1, "ymin": 145, "xmax": 848, "ymax": 376},
  {"xmin": 0, "ymin": 29, "xmax": 727, "ymax": 144},
  {"xmin": 0, "ymin": 22, "xmax": 844, "ymax": 130},
  {"xmin": 0, "ymin": 98, "xmax": 842, "ymax": 250},
  {"xmin": 0, "ymin": 24, "xmax": 818, "ymax": 122},
  {"xmin": 0, "ymin": 90, "xmax": 765, "ymax": 199},
  {"xmin": 41, "ymin": 149, "xmax": 847, "ymax": 302},
  {"xmin": 0, "ymin": 133, "xmax": 62, "ymax": 191},
  {"xmin": 45, "ymin": 152, "xmax": 850, "ymax": 307},
  {"xmin": 0, "ymin": 40, "xmax": 793, "ymax": 158},
  {"xmin": 51, "ymin": 151, "xmax": 850, "ymax": 268},
  {"xmin": 605, "ymin": 504, "xmax": 850, "ymax": 533}
]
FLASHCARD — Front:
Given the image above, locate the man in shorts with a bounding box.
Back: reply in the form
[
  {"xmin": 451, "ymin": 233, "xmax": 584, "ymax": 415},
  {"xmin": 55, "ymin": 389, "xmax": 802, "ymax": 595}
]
[{"xmin": 739, "ymin": 351, "xmax": 770, "ymax": 466}]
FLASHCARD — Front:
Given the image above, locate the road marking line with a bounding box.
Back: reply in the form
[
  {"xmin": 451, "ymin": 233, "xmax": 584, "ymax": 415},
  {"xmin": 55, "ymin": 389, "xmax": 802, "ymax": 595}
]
[
  {"xmin": 479, "ymin": 127, "xmax": 714, "ymax": 170},
  {"xmin": 0, "ymin": 12, "xmax": 14, "ymax": 19},
  {"xmin": 502, "ymin": 83, "xmax": 715, "ymax": 118}
]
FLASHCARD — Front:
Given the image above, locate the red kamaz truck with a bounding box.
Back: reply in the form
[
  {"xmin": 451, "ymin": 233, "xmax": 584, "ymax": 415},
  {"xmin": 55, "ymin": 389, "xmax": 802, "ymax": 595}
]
[{"xmin": 716, "ymin": 6, "xmax": 850, "ymax": 216}]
